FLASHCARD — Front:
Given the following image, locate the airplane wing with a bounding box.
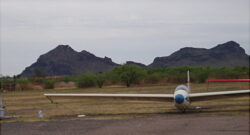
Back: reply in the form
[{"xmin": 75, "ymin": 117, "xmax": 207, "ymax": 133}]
[
  {"xmin": 189, "ymin": 89, "xmax": 250, "ymax": 102},
  {"xmin": 44, "ymin": 90, "xmax": 250, "ymax": 103},
  {"xmin": 44, "ymin": 93, "xmax": 174, "ymax": 103}
]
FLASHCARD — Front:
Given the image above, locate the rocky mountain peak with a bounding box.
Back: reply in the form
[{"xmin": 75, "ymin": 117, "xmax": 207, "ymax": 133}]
[
  {"xmin": 79, "ymin": 50, "xmax": 96, "ymax": 57},
  {"xmin": 56, "ymin": 44, "xmax": 71, "ymax": 49},
  {"xmin": 211, "ymin": 41, "xmax": 245, "ymax": 54},
  {"xmin": 37, "ymin": 45, "xmax": 77, "ymax": 61},
  {"xmin": 172, "ymin": 47, "xmax": 207, "ymax": 57},
  {"xmin": 149, "ymin": 41, "xmax": 249, "ymax": 67},
  {"xmin": 104, "ymin": 56, "xmax": 113, "ymax": 63},
  {"xmin": 20, "ymin": 45, "xmax": 118, "ymax": 77},
  {"xmin": 53, "ymin": 45, "xmax": 75, "ymax": 52}
]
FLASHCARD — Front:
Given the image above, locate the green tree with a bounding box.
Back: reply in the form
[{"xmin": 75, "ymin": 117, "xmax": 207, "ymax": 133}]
[
  {"xmin": 95, "ymin": 73, "xmax": 106, "ymax": 88},
  {"xmin": 43, "ymin": 79, "xmax": 56, "ymax": 89},
  {"xmin": 57, "ymin": 75, "xmax": 72, "ymax": 83},
  {"xmin": 76, "ymin": 74, "xmax": 96, "ymax": 88},
  {"xmin": 194, "ymin": 71, "xmax": 210, "ymax": 83},
  {"xmin": 30, "ymin": 69, "xmax": 46, "ymax": 85},
  {"xmin": 112, "ymin": 65, "xmax": 146, "ymax": 87},
  {"xmin": 144, "ymin": 73, "xmax": 162, "ymax": 84},
  {"xmin": 16, "ymin": 78, "xmax": 30, "ymax": 90}
]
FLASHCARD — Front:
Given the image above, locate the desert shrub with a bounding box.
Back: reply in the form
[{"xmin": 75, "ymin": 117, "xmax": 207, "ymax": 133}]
[
  {"xmin": 43, "ymin": 79, "xmax": 56, "ymax": 89},
  {"xmin": 0, "ymin": 76, "xmax": 13, "ymax": 84},
  {"xmin": 29, "ymin": 77, "xmax": 45, "ymax": 85},
  {"xmin": 76, "ymin": 74, "xmax": 96, "ymax": 88},
  {"xmin": 193, "ymin": 71, "xmax": 209, "ymax": 83},
  {"xmin": 56, "ymin": 75, "xmax": 73, "ymax": 83},
  {"xmin": 144, "ymin": 73, "xmax": 162, "ymax": 84},
  {"xmin": 167, "ymin": 73, "xmax": 187, "ymax": 83},
  {"xmin": 209, "ymin": 67, "xmax": 247, "ymax": 79},
  {"xmin": 16, "ymin": 78, "xmax": 30, "ymax": 84},
  {"xmin": 16, "ymin": 78, "xmax": 31, "ymax": 90},
  {"xmin": 94, "ymin": 73, "xmax": 106, "ymax": 88},
  {"xmin": 103, "ymin": 71, "xmax": 120, "ymax": 84},
  {"xmin": 111, "ymin": 65, "xmax": 147, "ymax": 87}
]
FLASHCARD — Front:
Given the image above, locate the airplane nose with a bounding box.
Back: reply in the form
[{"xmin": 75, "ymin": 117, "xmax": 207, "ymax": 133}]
[{"xmin": 175, "ymin": 94, "xmax": 185, "ymax": 104}]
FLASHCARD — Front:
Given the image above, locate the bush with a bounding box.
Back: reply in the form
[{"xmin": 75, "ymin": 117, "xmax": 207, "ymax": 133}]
[
  {"xmin": 43, "ymin": 79, "xmax": 56, "ymax": 89},
  {"xmin": 104, "ymin": 72, "xmax": 120, "ymax": 84},
  {"xmin": 29, "ymin": 77, "xmax": 45, "ymax": 85},
  {"xmin": 16, "ymin": 78, "xmax": 31, "ymax": 90},
  {"xmin": 95, "ymin": 74, "xmax": 106, "ymax": 88},
  {"xmin": 167, "ymin": 73, "xmax": 187, "ymax": 83},
  {"xmin": 76, "ymin": 74, "xmax": 96, "ymax": 88},
  {"xmin": 111, "ymin": 65, "xmax": 147, "ymax": 87},
  {"xmin": 144, "ymin": 73, "xmax": 162, "ymax": 84},
  {"xmin": 56, "ymin": 76, "xmax": 72, "ymax": 83},
  {"xmin": 193, "ymin": 71, "xmax": 209, "ymax": 83},
  {"xmin": 10, "ymin": 66, "xmax": 250, "ymax": 90}
]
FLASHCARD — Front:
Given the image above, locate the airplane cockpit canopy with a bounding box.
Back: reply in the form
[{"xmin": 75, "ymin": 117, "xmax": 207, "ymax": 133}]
[{"xmin": 175, "ymin": 85, "xmax": 189, "ymax": 92}]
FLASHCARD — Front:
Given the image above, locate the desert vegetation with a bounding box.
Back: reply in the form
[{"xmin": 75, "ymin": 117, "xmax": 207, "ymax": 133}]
[
  {"xmin": 1, "ymin": 83, "xmax": 249, "ymax": 122},
  {"xmin": 1, "ymin": 66, "xmax": 249, "ymax": 122},
  {"xmin": 0, "ymin": 66, "xmax": 249, "ymax": 91}
]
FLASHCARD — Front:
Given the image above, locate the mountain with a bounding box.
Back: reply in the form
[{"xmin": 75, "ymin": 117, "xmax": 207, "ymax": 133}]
[
  {"xmin": 20, "ymin": 45, "xmax": 118, "ymax": 77},
  {"xmin": 20, "ymin": 41, "xmax": 249, "ymax": 77},
  {"xmin": 125, "ymin": 61, "xmax": 146, "ymax": 67},
  {"xmin": 149, "ymin": 41, "xmax": 249, "ymax": 67}
]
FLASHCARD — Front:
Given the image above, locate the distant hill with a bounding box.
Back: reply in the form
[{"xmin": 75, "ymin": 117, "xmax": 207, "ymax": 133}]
[
  {"xmin": 149, "ymin": 41, "xmax": 249, "ymax": 67},
  {"xmin": 125, "ymin": 61, "xmax": 146, "ymax": 67},
  {"xmin": 20, "ymin": 41, "xmax": 249, "ymax": 77},
  {"xmin": 20, "ymin": 45, "xmax": 118, "ymax": 77}
]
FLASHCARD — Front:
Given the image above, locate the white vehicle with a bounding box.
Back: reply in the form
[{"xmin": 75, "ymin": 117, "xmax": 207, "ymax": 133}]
[{"xmin": 44, "ymin": 71, "xmax": 250, "ymax": 112}]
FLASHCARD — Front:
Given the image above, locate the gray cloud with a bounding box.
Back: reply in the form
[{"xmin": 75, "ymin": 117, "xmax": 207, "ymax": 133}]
[{"xmin": 0, "ymin": 0, "xmax": 249, "ymax": 76}]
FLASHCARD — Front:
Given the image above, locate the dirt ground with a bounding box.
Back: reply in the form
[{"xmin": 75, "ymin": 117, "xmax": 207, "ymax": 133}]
[
  {"xmin": 1, "ymin": 115, "xmax": 249, "ymax": 135},
  {"xmin": 1, "ymin": 83, "xmax": 249, "ymax": 135}
]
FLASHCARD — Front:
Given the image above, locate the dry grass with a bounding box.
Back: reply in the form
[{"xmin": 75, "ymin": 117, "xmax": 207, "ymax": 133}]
[{"xmin": 1, "ymin": 82, "xmax": 249, "ymax": 122}]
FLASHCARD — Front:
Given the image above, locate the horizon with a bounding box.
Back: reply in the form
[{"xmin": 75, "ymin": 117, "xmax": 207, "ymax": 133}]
[
  {"xmin": 1, "ymin": 40, "xmax": 249, "ymax": 77},
  {"xmin": 37, "ymin": 40, "xmax": 249, "ymax": 66},
  {"xmin": 1, "ymin": 0, "xmax": 249, "ymax": 76}
]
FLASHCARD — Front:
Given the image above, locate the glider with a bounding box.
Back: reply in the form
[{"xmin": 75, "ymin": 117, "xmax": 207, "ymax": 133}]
[{"xmin": 44, "ymin": 71, "xmax": 250, "ymax": 112}]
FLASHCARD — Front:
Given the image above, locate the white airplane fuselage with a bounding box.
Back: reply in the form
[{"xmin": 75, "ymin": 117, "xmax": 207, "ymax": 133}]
[{"xmin": 173, "ymin": 85, "xmax": 191, "ymax": 112}]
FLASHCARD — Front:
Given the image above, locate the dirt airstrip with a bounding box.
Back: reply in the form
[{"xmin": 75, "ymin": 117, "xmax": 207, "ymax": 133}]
[
  {"xmin": 1, "ymin": 115, "xmax": 249, "ymax": 135},
  {"xmin": 1, "ymin": 83, "xmax": 249, "ymax": 135}
]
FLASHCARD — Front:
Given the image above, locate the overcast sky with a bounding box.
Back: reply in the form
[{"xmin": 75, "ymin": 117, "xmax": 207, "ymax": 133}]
[{"xmin": 0, "ymin": 0, "xmax": 249, "ymax": 76}]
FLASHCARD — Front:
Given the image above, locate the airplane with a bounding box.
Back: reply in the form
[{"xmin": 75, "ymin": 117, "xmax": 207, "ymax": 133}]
[{"xmin": 44, "ymin": 71, "xmax": 250, "ymax": 112}]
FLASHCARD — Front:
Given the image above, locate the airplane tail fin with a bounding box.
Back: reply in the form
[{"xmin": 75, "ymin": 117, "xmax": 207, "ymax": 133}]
[{"xmin": 187, "ymin": 70, "xmax": 190, "ymax": 91}]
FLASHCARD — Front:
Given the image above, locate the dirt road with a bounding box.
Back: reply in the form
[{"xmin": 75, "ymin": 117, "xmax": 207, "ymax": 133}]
[{"xmin": 1, "ymin": 115, "xmax": 249, "ymax": 135}]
